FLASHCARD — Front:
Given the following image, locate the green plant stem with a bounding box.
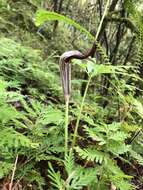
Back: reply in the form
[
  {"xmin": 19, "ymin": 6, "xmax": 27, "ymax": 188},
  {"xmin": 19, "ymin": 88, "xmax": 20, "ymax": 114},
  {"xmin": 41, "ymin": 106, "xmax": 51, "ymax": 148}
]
[
  {"xmin": 65, "ymin": 95, "xmax": 69, "ymax": 158},
  {"xmin": 72, "ymin": 75, "xmax": 92, "ymax": 149},
  {"xmin": 71, "ymin": 0, "xmax": 110, "ymax": 150},
  {"xmin": 95, "ymin": 0, "xmax": 110, "ymax": 40}
]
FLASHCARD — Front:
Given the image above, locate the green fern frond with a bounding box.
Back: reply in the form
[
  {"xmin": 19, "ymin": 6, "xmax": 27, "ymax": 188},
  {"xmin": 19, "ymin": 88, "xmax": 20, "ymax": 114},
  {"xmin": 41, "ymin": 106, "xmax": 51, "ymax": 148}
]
[
  {"xmin": 105, "ymin": 159, "xmax": 131, "ymax": 178},
  {"xmin": 65, "ymin": 151, "xmax": 75, "ymax": 175},
  {"xmin": 70, "ymin": 167, "xmax": 97, "ymax": 189},
  {"xmin": 84, "ymin": 127, "xmax": 106, "ymax": 145},
  {"xmin": 0, "ymin": 128, "xmax": 39, "ymax": 148},
  {"xmin": 25, "ymin": 169, "xmax": 45, "ymax": 190},
  {"xmin": 0, "ymin": 161, "xmax": 13, "ymax": 179},
  {"xmin": 75, "ymin": 146, "xmax": 108, "ymax": 164},
  {"xmin": 105, "ymin": 159, "xmax": 135, "ymax": 190},
  {"xmin": 48, "ymin": 162, "xmax": 64, "ymax": 189},
  {"xmin": 35, "ymin": 10, "xmax": 94, "ymax": 40},
  {"xmin": 0, "ymin": 105, "xmax": 20, "ymax": 123},
  {"xmin": 112, "ymin": 178, "xmax": 135, "ymax": 190},
  {"xmin": 107, "ymin": 142, "xmax": 130, "ymax": 155},
  {"xmin": 130, "ymin": 150, "xmax": 143, "ymax": 166},
  {"xmin": 108, "ymin": 131, "xmax": 129, "ymax": 142}
]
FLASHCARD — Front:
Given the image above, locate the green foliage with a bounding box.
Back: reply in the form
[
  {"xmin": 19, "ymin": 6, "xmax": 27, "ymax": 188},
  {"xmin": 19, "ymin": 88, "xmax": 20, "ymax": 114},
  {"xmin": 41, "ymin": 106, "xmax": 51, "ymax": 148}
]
[
  {"xmin": 75, "ymin": 146, "xmax": 108, "ymax": 164},
  {"xmin": 0, "ymin": 37, "xmax": 66, "ymax": 188},
  {"xmin": 0, "ymin": 38, "xmax": 61, "ymax": 97},
  {"xmin": 130, "ymin": 150, "xmax": 143, "ymax": 166},
  {"xmin": 48, "ymin": 162, "xmax": 64, "ymax": 189},
  {"xmin": 74, "ymin": 121, "xmax": 138, "ymax": 189},
  {"xmin": 104, "ymin": 159, "xmax": 135, "ymax": 190},
  {"xmin": 68, "ymin": 167, "xmax": 97, "ymax": 189},
  {"xmin": 0, "ymin": 0, "xmax": 143, "ymax": 189},
  {"xmin": 74, "ymin": 58, "xmax": 134, "ymax": 77},
  {"xmin": 0, "ymin": 128, "xmax": 39, "ymax": 148},
  {"xmin": 48, "ymin": 152, "xmax": 97, "ymax": 190},
  {"xmin": 0, "ymin": 162, "xmax": 13, "ymax": 179},
  {"xmin": 35, "ymin": 10, "xmax": 94, "ymax": 40},
  {"xmin": 35, "ymin": 10, "xmax": 112, "ymax": 65},
  {"xmin": 84, "ymin": 122, "xmax": 130, "ymax": 154}
]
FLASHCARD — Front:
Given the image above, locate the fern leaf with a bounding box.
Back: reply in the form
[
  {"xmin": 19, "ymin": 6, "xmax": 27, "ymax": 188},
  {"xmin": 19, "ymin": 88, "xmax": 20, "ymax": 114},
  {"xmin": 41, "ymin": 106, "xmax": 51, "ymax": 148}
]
[
  {"xmin": 113, "ymin": 179, "xmax": 135, "ymax": 190},
  {"xmin": 35, "ymin": 10, "xmax": 94, "ymax": 40},
  {"xmin": 48, "ymin": 162, "xmax": 64, "ymax": 189},
  {"xmin": 0, "ymin": 105, "xmax": 20, "ymax": 123},
  {"xmin": 70, "ymin": 167, "xmax": 97, "ymax": 189},
  {"xmin": 130, "ymin": 150, "xmax": 143, "ymax": 166},
  {"xmin": 65, "ymin": 151, "xmax": 75, "ymax": 175},
  {"xmin": 105, "ymin": 159, "xmax": 131, "ymax": 178},
  {"xmin": 0, "ymin": 128, "xmax": 39, "ymax": 148},
  {"xmin": 75, "ymin": 146, "xmax": 108, "ymax": 164},
  {"xmin": 107, "ymin": 142, "xmax": 130, "ymax": 155},
  {"xmin": 109, "ymin": 131, "xmax": 129, "ymax": 142},
  {"xmin": 85, "ymin": 127, "xmax": 106, "ymax": 145},
  {"xmin": 0, "ymin": 161, "xmax": 13, "ymax": 179},
  {"xmin": 105, "ymin": 159, "xmax": 135, "ymax": 190}
]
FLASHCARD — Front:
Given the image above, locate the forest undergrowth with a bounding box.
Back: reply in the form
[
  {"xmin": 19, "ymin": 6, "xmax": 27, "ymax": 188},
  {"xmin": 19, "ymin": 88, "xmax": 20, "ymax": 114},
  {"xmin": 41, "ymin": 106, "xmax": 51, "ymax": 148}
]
[{"xmin": 0, "ymin": 0, "xmax": 143, "ymax": 190}]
